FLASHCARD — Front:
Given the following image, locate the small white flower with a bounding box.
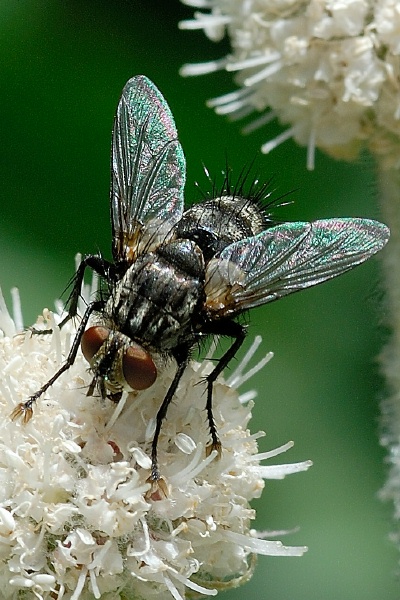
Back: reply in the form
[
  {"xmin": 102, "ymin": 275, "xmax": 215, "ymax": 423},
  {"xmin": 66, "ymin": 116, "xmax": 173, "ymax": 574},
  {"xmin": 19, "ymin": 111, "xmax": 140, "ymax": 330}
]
[
  {"xmin": 180, "ymin": 0, "xmax": 400, "ymax": 169},
  {"xmin": 0, "ymin": 288, "xmax": 310, "ymax": 599}
]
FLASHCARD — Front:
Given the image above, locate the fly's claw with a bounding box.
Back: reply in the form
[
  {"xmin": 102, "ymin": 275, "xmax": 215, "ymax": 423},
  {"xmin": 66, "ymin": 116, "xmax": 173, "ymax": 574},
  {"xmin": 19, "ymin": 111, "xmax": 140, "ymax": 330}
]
[
  {"xmin": 10, "ymin": 400, "xmax": 34, "ymax": 424},
  {"xmin": 206, "ymin": 439, "xmax": 222, "ymax": 459},
  {"xmin": 146, "ymin": 474, "xmax": 169, "ymax": 501}
]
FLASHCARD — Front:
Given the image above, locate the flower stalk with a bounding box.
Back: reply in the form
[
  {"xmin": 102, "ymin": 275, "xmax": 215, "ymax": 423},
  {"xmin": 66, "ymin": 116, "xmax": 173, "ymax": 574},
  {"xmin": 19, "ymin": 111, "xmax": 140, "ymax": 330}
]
[{"xmin": 378, "ymin": 166, "xmax": 400, "ymax": 528}]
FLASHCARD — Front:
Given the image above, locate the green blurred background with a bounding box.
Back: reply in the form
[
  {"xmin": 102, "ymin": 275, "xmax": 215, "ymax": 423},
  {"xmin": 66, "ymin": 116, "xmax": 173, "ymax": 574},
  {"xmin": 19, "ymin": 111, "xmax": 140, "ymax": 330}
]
[{"xmin": 0, "ymin": 1, "xmax": 397, "ymax": 598}]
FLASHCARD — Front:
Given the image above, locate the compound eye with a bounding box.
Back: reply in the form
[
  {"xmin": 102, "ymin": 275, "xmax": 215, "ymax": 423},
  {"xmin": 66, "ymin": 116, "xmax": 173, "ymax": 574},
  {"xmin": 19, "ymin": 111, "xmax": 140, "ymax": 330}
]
[
  {"xmin": 123, "ymin": 343, "xmax": 157, "ymax": 391},
  {"xmin": 81, "ymin": 326, "xmax": 110, "ymax": 362}
]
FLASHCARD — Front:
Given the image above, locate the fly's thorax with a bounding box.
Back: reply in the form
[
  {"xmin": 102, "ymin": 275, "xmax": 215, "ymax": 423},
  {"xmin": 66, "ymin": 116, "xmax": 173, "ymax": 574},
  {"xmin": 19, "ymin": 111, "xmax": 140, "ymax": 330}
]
[{"xmin": 156, "ymin": 237, "xmax": 205, "ymax": 278}]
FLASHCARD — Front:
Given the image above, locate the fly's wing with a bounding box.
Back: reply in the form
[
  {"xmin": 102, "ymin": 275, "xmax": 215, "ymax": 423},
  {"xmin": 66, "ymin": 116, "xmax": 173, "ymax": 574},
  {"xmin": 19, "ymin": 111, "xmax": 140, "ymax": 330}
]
[
  {"xmin": 111, "ymin": 76, "xmax": 186, "ymax": 262},
  {"xmin": 204, "ymin": 218, "xmax": 389, "ymax": 317}
]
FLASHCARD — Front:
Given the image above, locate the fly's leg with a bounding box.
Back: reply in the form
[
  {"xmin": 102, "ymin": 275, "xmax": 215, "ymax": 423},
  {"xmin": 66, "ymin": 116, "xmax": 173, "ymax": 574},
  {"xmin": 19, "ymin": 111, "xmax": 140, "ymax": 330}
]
[
  {"xmin": 59, "ymin": 255, "xmax": 116, "ymax": 328},
  {"xmin": 31, "ymin": 255, "xmax": 116, "ymax": 336},
  {"xmin": 148, "ymin": 322, "xmax": 245, "ymax": 492},
  {"xmin": 203, "ymin": 321, "xmax": 247, "ymax": 456},
  {"xmin": 11, "ymin": 300, "xmax": 103, "ymax": 422},
  {"xmin": 150, "ymin": 349, "xmax": 190, "ymax": 483}
]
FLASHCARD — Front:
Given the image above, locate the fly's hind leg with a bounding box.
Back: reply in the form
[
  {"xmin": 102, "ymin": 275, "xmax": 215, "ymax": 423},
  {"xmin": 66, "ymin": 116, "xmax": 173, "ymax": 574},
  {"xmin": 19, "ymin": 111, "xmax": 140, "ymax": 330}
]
[{"xmin": 203, "ymin": 321, "xmax": 247, "ymax": 457}]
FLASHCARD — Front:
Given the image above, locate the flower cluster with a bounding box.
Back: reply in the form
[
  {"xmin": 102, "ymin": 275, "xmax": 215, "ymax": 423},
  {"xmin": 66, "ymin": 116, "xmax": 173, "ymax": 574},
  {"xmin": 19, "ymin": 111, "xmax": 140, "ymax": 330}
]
[
  {"xmin": 0, "ymin": 288, "xmax": 310, "ymax": 600},
  {"xmin": 180, "ymin": 0, "xmax": 400, "ymax": 169}
]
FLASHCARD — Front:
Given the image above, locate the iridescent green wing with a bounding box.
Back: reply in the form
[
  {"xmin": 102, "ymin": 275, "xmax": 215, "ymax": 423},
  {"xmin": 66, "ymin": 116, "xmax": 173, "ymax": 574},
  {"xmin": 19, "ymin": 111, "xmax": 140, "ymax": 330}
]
[
  {"xmin": 205, "ymin": 218, "xmax": 389, "ymax": 316},
  {"xmin": 111, "ymin": 76, "xmax": 186, "ymax": 262}
]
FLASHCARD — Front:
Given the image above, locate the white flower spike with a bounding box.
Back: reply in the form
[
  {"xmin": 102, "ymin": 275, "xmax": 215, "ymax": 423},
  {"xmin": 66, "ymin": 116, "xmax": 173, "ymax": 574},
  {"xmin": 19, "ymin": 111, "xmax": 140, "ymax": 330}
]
[
  {"xmin": 0, "ymin": 288, "xmax": 310, "ymax": 600},
  {"xmin": 180, "ymin": 0, "xmax": 400, "ymax": 170}
]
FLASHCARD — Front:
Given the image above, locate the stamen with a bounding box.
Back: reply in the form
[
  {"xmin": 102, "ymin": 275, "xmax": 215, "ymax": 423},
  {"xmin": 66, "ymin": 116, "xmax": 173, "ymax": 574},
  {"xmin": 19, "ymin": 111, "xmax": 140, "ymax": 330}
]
[
  {"xmin": 70, "ymin": 568, "xmax": 87, "ymax": 600},
  {"xmin": 180, "ymin": 57, "xmax": 228, "ymax": 76},
  {"xmin": 252, "ymin": 441, "xmax": 295, "ymax": 461},
  {"xmin": 179, "ymin": 13, "xmax": 230, "ymax": 31},
  {"xmin": 226, "ymin": 52, "xmax": 282, "ymax": 72},
  {"xmin": 180, "ymin": 0, "xmax": 213, "ymax": 7},
  {"xmin": 256, "ymin": 460, "xmax": 313, "ymax": 479},
  {"xmin": 0, "ymin": 287, "xmax": 16, "ymax": 337},
  {"xmin": 243, "ymin": 61, "xmax": 283, "ymax": 87},
  {"xmin": 207, "ymin": 86, "xmax": 253, "ymax": 108},
  {"xmin": 228, "ymin": 104, "xmax": 255, "ymax": 121},
  {"xmin": 11, "ymin": 288, "xmax": 23, "ymax": 333},
  {"xmin": 168, "ymin": 570, "xmax": 218, "ymax": 596},
  {"xmin": 242, "ymin": 110, "xmax": 277, "ymax": 134},
  {"xmin": 214, "ymin": 98, "xmax": 252, "ymax": 115},
  {"xmin": 307, "ymin": 126, "xmax": 316, "ymax": 171},
  {"xmin": 261, "ymin": 127, "xmax": 296, "ymax": 154},
  {"xmin": 223, "ymin": 530, "xmax": 307, "ymax": 556}
]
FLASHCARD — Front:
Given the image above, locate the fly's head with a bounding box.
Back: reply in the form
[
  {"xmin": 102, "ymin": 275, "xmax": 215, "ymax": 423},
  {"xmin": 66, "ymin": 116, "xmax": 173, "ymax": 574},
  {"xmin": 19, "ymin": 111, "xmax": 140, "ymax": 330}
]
[{"xmin": 81, "ymin": 325, "xmax": 157, "ymax": 399}]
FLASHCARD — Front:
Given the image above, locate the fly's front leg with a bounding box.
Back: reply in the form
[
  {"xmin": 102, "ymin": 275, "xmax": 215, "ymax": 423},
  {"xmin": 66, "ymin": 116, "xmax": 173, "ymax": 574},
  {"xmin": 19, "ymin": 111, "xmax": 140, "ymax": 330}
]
[
  {"xmin": 203, "ymin": 321, "xmax": 247, "ymax": 456},
  {"xmin": 11, "ymin": 300, "xmax": 103, "ymax": 423}
]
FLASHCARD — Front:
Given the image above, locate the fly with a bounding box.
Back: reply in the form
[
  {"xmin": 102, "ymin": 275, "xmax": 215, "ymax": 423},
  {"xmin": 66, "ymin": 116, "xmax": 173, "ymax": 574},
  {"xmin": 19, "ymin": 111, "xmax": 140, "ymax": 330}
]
[{"xmin": 11, "ymin": 76, "xmax": 390, "ymax": 484}]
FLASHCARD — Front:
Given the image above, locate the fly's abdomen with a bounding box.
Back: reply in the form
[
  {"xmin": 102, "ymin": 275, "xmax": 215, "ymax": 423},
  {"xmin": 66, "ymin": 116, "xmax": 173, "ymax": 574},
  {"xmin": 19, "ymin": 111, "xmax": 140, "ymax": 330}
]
[{"xmin": 109, "ymin": 239, "xmax": 205, "ymax": 351}]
